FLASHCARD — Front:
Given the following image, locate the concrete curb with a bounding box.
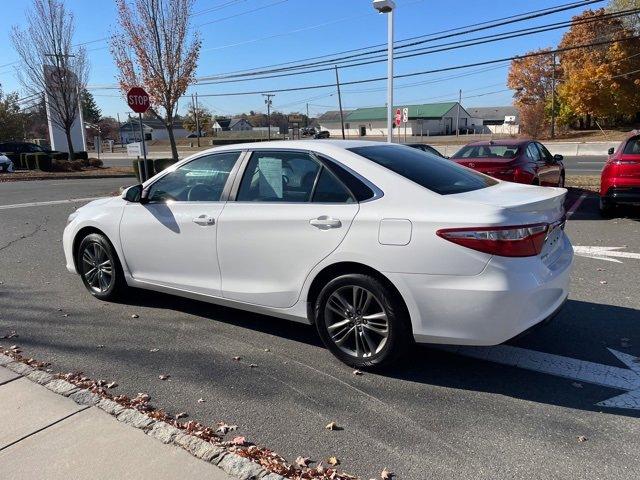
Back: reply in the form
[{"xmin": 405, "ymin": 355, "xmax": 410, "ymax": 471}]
[
  {"xmin": 0, "ymin": 174, "xmax": 135, "ymax": 183},
  {"xmin": 0, "ymin": 354, "xmax": 285, "ymax": 480}
]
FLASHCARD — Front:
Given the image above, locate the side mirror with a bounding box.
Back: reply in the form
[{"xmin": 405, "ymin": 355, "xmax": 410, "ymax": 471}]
[
  {"xmin": 553, "ymin": 154, "xmax": 563, "ymax": 162},
  {"xmin": 608, "ymin": 147, "xmax": 615, "ymax": 155},
  {"xmin": 123, "ymin": 184, "xmax": 144, "ymax": 203}
]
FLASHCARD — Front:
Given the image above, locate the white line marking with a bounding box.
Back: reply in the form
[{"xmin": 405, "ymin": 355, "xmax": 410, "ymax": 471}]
[
  {"xmin": 566, "ymin": 191, "xmax": 588, "ymax": 219},
  {"xmin": 446, "ymin": 345, "xmax": 640, "ymax": 410},
  {"xmin": 577, "ymin": 161, "xmax": 605, "ymax": 165},
  {"xmin": 0, "ymin": 197, "xmax": 99, "ymax": 211},
  {"xmin": 573, "ymin": 246, "xmax": 640, "ymax": 263}
]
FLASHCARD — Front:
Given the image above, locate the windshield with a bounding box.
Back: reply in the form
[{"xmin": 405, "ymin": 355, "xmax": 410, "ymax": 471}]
[
  {"xmin": 349, "ymin": 144, "xmax": 497, "ymax": 195},
  {"xmin": 452, "ymin": 144, "xmax": 520, "ymax": 159}
]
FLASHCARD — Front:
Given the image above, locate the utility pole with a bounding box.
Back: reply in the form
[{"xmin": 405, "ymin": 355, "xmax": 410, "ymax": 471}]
[
  {"xmin": 117, "ymin": 113, "xmax": 124, "ymax": 148},
  {"xmin": 551, "ymin": 52, "xmax": 557, "ymax": 139},
  {"xmin": 192, "ymin": 93, "xmax": 201, "ymax": 147},
  {"xmin": 306, "ymin": 103, "xmax": 309, "ymax": 127},
  {"xmin": 455, "ymin": 89, "xmax": 462, "ymax": 137},
  {"xmin": 335, "ymin": 65, "xmax": 345, "ymax": 140},
  {"xmin": 262, "ymin": 93, "xmax": 275, "ymax": 140}
]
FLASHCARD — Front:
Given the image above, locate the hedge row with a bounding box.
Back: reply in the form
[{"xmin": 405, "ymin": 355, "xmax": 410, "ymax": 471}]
[
  {"xmin": 132, "ymin": 158, "xmax": 178, "ymax": 182},
  {"xmin": 3, "ymin": 151, "xmax": 91, "ymax": 171}
]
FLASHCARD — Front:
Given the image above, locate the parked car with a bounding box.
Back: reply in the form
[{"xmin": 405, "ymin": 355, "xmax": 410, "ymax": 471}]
[
  {"xmin": 314, "ymin": 130, "xmax": 330, "ymax": 139},
  {"xmin": 0, "ymin": 141, "xmax": 53, "ymax": 155},
  {"xmin": 450, "ymin": 139, "xmax": 565, "ymax": 187},
  {"xmin": 300, "ymin": 127, "xmax": 317, "ymax": 136},
  {"xmin": 63, "ymin": 141, "xmax": 572, "ymax": 368},
  {"xmin": 405, "ymin": 143, "xmax": 446, "ymax": 158},
  {"xmin": 0, "ymin": 154, "xmax": 13, "ymax": 173},
  {"xmin": 600, "ymin": 131, "xmax": 640, "ymax": 216}
]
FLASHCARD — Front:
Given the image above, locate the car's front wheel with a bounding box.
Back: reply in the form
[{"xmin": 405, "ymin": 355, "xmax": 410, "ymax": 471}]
[
  {"xmin": 77, "ymin": 233, "xmax": 125, "ymax": 300},
  {"xmin": 314, "ymin": 274, "xmax": 412, "ymax": 369},
  {"xmin": 599, "ymin": 197, "xmax": 615, "ymax": 218}
]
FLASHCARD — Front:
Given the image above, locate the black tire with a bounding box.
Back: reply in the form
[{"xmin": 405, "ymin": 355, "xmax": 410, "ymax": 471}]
[
  {"xmin": 76, "ymin": 233, "xmax": 125, "ymax": 300},
  {"xmin": 314, "ymin": 274, "xmax": 412, "ymax": 369},
  {"xmin": 599, "ymin": 197, "xmax": 615, "ymax": 218},
  {"xmin": 558, "ymin": 173, "xmax": 565, "ymax": 188}
]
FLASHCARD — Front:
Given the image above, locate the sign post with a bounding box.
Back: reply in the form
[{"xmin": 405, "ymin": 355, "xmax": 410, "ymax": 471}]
[{"xmin": 127, "ymin": 87, "xmax": 151, "ymax": 181}]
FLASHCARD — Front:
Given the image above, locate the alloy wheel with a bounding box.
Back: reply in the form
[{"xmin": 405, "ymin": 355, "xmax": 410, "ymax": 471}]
[
  {"xmin": 324, "ymin": 285, "xmax": 389, "ymax": 358},
  {"xmin": 81, "ymin": 242, "xmax": 113, "ymax": 293}
]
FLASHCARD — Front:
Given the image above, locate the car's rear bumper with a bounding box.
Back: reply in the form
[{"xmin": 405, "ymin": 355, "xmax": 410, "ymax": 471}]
[
  {"xmin": 386, "ymin": 233, "xmax": 573, "ymax": 346},
  {"xmin": 602, "ymin": 186, "xmax": 640, "ymax": 205}
]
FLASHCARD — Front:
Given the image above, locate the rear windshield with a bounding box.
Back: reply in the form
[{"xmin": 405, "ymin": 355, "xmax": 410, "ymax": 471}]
[
  {"xmin": 623, "ymin": 136, "xmax": 640, "ymax": 154},
  {"xmin": 349, "ymin": 144, "xmax": 497, "ymax": 195},
  {"xmin": 452, "ymin": 144, "xmax": 520, "ymax": 159}
]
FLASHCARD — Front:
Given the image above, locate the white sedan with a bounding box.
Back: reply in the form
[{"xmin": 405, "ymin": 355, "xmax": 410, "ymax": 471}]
[{"xmin": 63, "ymin": 141, "xmax": 573, "ymax": 368}]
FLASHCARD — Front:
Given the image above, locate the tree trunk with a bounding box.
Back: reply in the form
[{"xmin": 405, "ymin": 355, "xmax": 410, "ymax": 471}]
[
  {"xmin": 166, "ymin": 122, "xmax": 178, "ymax": 161},
  {"xmin": 65, "ymin": 128, "xmax": 76, "ymax": 161}
]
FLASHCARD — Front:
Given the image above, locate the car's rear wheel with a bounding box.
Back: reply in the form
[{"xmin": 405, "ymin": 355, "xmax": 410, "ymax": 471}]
[
  {"xmin": 599, "ymin": 197, "xmax": 615, "ymax": 218},
  {"xmin": 314, "ymin": 274, "xmax": 412, "ymax": 369},
  {"xmin": 77, "ymin": 233, "xmax": 125, "ymax": 300}
]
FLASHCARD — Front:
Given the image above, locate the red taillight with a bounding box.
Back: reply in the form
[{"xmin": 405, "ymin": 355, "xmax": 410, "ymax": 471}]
[{"xmin": 436, "ymin": 223, "xmax": 549, "ymax": 257}]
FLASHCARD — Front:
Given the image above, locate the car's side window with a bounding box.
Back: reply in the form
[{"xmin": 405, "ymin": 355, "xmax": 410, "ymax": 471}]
[
  {"xmin": 536, "ymin": 143, "xmax": 553, "ymax": 162},
  {"xmin": 526, "ymin": 143, "xmax": 542, "ymax": 162},
  {"xmin": 312, "ymin": 167, "xmax": 354, "ymax": 203},
  {"xmin": 623, "ymin": 136, "xmax": 640, "ymax": 154},
  {"xmin": 236, "ymin": 151, "xmax": 322, "ymax": 203},
  {"xmin": 146, "ymin": 152, "xmax": 240, "ymax": 203}
]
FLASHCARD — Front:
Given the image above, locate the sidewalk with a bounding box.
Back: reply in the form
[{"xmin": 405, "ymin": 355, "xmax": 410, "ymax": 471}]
[{"xmin": 0, "ymin": 365, "xmax": 234, "ymax": 480}]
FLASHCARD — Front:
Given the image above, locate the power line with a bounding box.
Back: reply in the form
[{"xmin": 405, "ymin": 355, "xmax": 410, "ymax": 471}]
[{"xmin": 196, "ymin": 0, "xmax": 288, "ymax": 27}]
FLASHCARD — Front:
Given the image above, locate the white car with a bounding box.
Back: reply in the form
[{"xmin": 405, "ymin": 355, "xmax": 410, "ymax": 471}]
[
  {"xmin": 63, "ymin": 141, "xmax": 573, "ymax": 368},
  {"xmin": 0, "ymin": 154, "xmax": 14, "ymax": 173}
]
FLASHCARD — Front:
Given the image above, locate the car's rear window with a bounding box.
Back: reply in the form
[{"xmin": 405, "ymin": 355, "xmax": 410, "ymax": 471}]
[
  {"xmin": 349, "ymin": 144, "xmax": 497, "ymax": 195},
  {"xmin": 623, "ymin": 135, "xmax": 640, "ymax": 155},
  {"xmin": 452, "ymin": 144, "xmax": 520, "ymax": 159}
]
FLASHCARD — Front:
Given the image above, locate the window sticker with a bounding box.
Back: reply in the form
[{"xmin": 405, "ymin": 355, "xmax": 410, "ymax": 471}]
[{"xmin": 258, "ymin": 157, "xmax": 283, "ymax": 199}]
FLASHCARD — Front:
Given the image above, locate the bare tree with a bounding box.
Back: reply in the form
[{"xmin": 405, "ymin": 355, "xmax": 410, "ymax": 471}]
[
  {"xmin": 11, "ymin": 0, "xmax": 89, "ymax": 160},
  {"xmin": 111, "ymin": 0, "xmax": 201, "ymax": 161}
]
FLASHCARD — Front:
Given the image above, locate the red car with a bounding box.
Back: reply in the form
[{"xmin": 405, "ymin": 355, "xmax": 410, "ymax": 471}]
[
  {"xmin": 450, "ymin": 139, "xmax": 565, "ymax": 187},
  {"xmin": 600, "ymin": 131, "xmax": 640, "ymax": 216}
]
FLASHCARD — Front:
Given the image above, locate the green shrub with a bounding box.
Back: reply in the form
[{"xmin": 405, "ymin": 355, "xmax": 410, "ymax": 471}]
[
  {"xmin": 88, "ymin": 158, "xmax": 103, "ymax": 168},
  {"xmin": 132, "ymin": 159, "xmax": 155, "ymax": 182},
  {"xmin": 153, "ymin": 158, "xmax": 177, "ymax": 173},
  {"xmin": 34, "ymin": 153, "xmax": 53, "ymax": 171},
  {"xmin": 51, "ymin": 151, "xmax": 69, "ymax": 161}
]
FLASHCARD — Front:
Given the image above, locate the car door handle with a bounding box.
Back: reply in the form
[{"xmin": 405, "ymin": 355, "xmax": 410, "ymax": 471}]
[
  {"xmin": 193, "ymin": 214, "xmax": 215, "ymax": 226},
  {"xmin": 309, "ymin": 216, "xmax": 342, "ymax": 230}
]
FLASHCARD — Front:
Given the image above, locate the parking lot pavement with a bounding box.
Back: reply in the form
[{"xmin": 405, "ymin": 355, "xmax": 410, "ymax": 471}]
[
  {"xmin": 562, "ymin": 155, "xmax": 606, "ymax": 176},
  {"xmin": 1, "ymin": 178, "xmax": 639, "ymax": 479}
]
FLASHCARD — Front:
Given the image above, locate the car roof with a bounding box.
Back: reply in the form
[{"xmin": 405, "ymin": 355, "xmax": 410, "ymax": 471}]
[
  {"xmin": 192, "ymin": 139, "xmax": 397, "ymax": 155},
  {"xmin": 463, "ymin": 139, "xmax": 531, "ymax": 147}
]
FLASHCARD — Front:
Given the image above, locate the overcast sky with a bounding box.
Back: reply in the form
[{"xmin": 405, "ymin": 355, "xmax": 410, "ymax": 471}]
[{"xmin": 0, "ymin": 0, "xmax": 598, "ymax": 119}]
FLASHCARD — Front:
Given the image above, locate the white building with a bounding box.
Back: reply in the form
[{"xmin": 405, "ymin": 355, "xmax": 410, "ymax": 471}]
[
  {"xmin": 119, "ymin": 119, "xmax": 190, "ymax": 143},
  {"xmin": 467, "ymin": 106, "xmax": 520, "ymax": 135}
]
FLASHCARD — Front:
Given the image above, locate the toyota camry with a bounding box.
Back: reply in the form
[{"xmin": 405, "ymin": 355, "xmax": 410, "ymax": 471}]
[{"xmin": 63, "ymin": 141, "xmax": 573, "ymax": 368}]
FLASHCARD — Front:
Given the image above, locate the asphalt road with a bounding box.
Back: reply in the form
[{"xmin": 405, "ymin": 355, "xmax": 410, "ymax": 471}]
[
  {"xmin": 1, "ymin": 179, "xmax": 639, "ymax": 479},
  {"xmin": 101, "ymin": 154, "xmax": 607, "ymax": 176}
]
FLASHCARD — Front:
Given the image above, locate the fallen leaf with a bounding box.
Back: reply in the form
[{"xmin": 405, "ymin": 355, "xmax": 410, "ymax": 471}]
[
  {"xmin": 231, "ymin": 436, "xmax": 246, "ymax": 446},
  {"xmin": 599, "ymin": 280, "xmax": 607, "ymax": 285},
  {"xmin": 249, "ymin": 363, "xmax": 258, "ymax": 368},
  {"xmin": 216, "ymin": 422, "xmax": 238, "ymax": 434},
  {"xmin": 264, "ymin": 348, "xmax": 270, "ymax": 352},
  {"xmin": 328, "ymin": 456, "xmax": 340, "ymax": 466},
  {"xmin": 106, "ymin": 381, "xmax": 118, "ymax": 389},
  {"xmin": 577, "ymin": 436, "xmax": 588, "ymax": 443},
  {"xmin": 325, "ymin": 421, "xmax": 339, "ymax": 430},
  {"xmin": 197, "ymin": 398, "xmax": 205, "ymax": 403},
  {"xmin": 150, "ymin": 348, "xmax": 160, "ymax": 352},
  {"xmin": 158, "ymin": 374, "xmax": 170, "ymax": 380},
  {"xmin": 233, "ymin": 356, "xmax": 242, "ymax": 361},
  {"xmin": 131, "ymin": 314, "xmax": 139, "ymax": 318},
  {"xmin": 175, "ymin": 412, "xmax": 188, "ymax": 419},
  {"xmin": 381, "ymin": 467, "xmax": 393, "ymax": 479},
  {"xmin": 96, "ymin": 344, "xmax": 105, "ymax": 349},
  {"xmin": 353, "ymin": 369, "xmax": 363, "ymax": 376},
  {"xmin": 296, "ymin": 456, "xmax": 311, "ymax": 468},
  {"xmin": 596, "ymin": 268, "xmax": 605, "ymax": 271}
]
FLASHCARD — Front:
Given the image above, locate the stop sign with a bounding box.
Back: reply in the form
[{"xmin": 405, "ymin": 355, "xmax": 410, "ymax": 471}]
[
  {"xmin": 127, "ymin": 87, "xmax": 150, "ymax": 114},
  {"xmin": 395, "ymin": 108, "xmax": 402, "ymax": 127}
]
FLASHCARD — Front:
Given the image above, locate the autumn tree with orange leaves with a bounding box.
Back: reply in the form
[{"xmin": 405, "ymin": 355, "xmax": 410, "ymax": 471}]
[
  {"xmin": 110, "ymin": 0, "xmax": 201, "ymax": 160},
  {"xmin": 557, "ymin": 8, "xmax": 640, "ymax": 127}
]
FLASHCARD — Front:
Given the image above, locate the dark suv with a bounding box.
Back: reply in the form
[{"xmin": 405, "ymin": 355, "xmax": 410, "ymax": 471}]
[{"xmin": 0, "ymin": 142, "xmax": 53, "ymax": 155}]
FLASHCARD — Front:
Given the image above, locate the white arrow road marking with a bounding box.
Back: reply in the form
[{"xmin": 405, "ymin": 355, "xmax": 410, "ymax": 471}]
[
  {"xmin": 573, "ymin": 246, "xmax": 640, "ymax": 263},
  {"xmin": 445, "ymin": 345, "xmax": 640, "ymax": 410}
]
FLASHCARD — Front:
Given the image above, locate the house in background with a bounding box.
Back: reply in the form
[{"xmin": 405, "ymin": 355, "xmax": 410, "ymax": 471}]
[
  {"xmin": 318, "ymin": 103, "xmax": 472, "ymax": 138},
  {"xmin": 211, "ymin": 117, "xmax": 254, "ymax": 132},
  {"xmin": 120, "ymin": 118, "xmax": 190, "ymax": 143},
  {"xmin": 467, "ymin": 106, "xmax": 520, "ymax": 134}
]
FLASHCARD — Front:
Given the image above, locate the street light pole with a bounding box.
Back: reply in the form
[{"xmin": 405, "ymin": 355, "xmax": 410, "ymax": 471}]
[
  {"xmin": 372, "ymin": 1, "xmax": 396, "ymax": 143},
  {"xmin": 262, "ymin": 93, "xmax": 275, "ymax": 140}
]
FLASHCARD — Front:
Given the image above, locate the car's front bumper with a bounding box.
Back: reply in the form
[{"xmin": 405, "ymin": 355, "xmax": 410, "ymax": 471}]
[{"xmin": 386, "ymin": 233, "xmax": 573, "ymax": 346}]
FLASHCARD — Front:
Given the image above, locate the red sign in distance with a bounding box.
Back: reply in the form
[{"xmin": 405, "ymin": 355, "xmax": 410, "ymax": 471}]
[
  {"xmin": 395, "ymin": 108, "xmax": 402, "ymax": 126},
  {"xmin": 127, "ymin": 87, "xmax": 150, "ymax": 114}
]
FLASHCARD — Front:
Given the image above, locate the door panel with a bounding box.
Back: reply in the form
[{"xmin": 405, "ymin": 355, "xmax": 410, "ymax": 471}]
[
  {"xmin": 536, "ymin": 143, "xmax": 560, "ymax": 186},
  {"xmin": 217, "ymin": 203, "xmax": 358, "ymax": 308}
]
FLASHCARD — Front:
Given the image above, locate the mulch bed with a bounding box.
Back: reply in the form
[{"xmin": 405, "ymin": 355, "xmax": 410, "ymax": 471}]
[{"xmin": 0, "ymin": 167, "xmax": 135, "ymax": 182}]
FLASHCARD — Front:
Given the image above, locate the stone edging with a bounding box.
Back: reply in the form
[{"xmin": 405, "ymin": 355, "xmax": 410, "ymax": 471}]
[{"xmin": 0, "ymin": 353, "xmax": 284, "ymax": 480}]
